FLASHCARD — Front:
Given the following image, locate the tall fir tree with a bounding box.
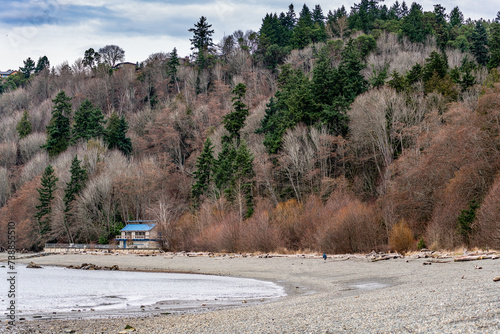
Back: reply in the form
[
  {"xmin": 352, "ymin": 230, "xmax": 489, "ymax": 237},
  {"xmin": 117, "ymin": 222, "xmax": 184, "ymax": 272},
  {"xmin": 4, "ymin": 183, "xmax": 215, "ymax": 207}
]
[
  {"xmin": 105, "ymin": 112, "xmax": 132, "ymax": 156},
  {"xmin": 189, "ymin": 16, "xmax": 215, "ymax": 69},
  {"xmin": 35, "ymin": 164, "xmax": 58, "ymax": 236},
  {"xmin": 20, "ymin": 57, "xmax": 35, "ymax": 78},
  {"xmin": 191, "ymin": 138, "xmax": 215, "ymax": 202},
  {"xmin": 471, "ymin": 21, "xmax": 489, "ymax": 66},
  {"xmin": 16, "ymin": 110, "xmax": 32, "ymax": 139},
  {"xmin": 401, "ymin": 2, "xmax": 430, "ymax": 43},
  {"xmin": 63, "ymin": 155, "xmax": 87, "ymax": 243},
  {"xmin": 44, "ymin": 91, "xmax": 72, "ymax": 157},
  {"xmin": 432, "ymin": 4, "xmax": 449, "ymax": 50},
  {"xmin": 449, "ymin": 6, "xmax": 464, "ymax": 27},
  {"xmin": 167, "ymin": 47, "xmax": 180, "ymax": 92},
  {"xmin": 222, "ymin": 83, "xmax": 250, "ymax": 146},
  {"xmin": 214, "ymin": 141, "xmax": 237, "ymax": 195},
  {"xmin": 72, "ymin": 99, "xmax": 105, "ymax": 143},
  {"xmin": 35, "ymin": 56, "xmax": 50, "ymax": 74},
  {"xmin": 226, "ymin": 140, "xmax": 255, "ymax": 220},
  {"xmin": 488, "ymin": 23, "xmax": 500, "ymax": 70},
  {"xmin": 291, "ymin": 4, "xmax": 314, "ymax": 49}
]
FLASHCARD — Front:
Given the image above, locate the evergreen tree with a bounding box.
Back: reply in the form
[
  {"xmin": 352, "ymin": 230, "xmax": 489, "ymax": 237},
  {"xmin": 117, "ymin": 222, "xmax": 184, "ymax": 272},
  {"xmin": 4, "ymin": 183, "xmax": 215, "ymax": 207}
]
[
  {"xmin": 189, "ymin": 16, "xmax": 215, "ymax": 69},
  {"xmin": 458, "ymin": 56, "xmax": 477, "ymax": 91},
  {"xmin": 82, "ymin": 48, "xmax": 101, "ymax": 69},
  {"xmin": 388, "ymin": 70, "xmax": 407, "ymax": 92},
  {"xmin": 406, "ymin": 63, "xmax": 423, "ymax": 84},
  {"xmin": 311, "ymin": 4, "xmax": 327, "ymax": 43},
  {"xmin": 449, "ymin": 6, "xmax": 464, "ymax": 27},
  {"xmin": 44, "ymin": 91, "xmax": 72, "ymax": 157},
  {"xmin": 256, "ymin": 97, "xmax": 285, "ymax": 154},
  {"xmin": 191, "ymin": 138, "xmax": 215, "ymax": 201},
  {"xmin": 167, "ymin": 47, "xmax": 180, "ymax": 91},
  {"xmin": 214, "ymin": 141, "xmax": 237, "ymax": 195},
  {"xmin": 222, "ymin": 83, "xmax": 250, "ymax": 146},
  {"xmin": 471, "ymin": 21, "xmax": 489, "ymax": 66},
  {"xmin": 20, "ymin": 57, "xmax": 36, "ymax": 78},
  {"xmin": 72, "ymin": 99, "xmax": 105, "ymax": 143},
  {"xmin": 35, "ymin": 164, "xmax": 58, "ymax": 235},
  {"xmin": 105, "ymin": 112, "xmax": 132, "ymax": 156},
  {"xmin": 401, "ymin": 1, "xmax": 409, "ymax": 17},
  {"xmin": 488, "ymin": 23, "xmax": 500, "ymax": 70},
  {"xmin": 291, "ymin": 4, "xmax": 314, "ymax": 49},
  {"xmin": 432, "ymin": 4, "xmax": 449, "ymax": 50},
  {"xmin": 16, "ymin": 110, "xmax": 32, "ymax": 139},
  {"xmin": 35, "ymin": 56, "xmax": 50, "ymax": 74},
  {"xmin": 226, "ymin": 140, "xmax": 255, "ymax": 220},
  {"xmin": 457, "ymin": 199, "xmax": 479, "ymax": 246},
  {"xmin": 63, "ymin": 155, "xmax": 87, "ymax": 243},
  {"xmin": 348, "ymin": 0, "xmax": 382, "ymax": 33},
  {"xmin": 337, "ymin": 39, "xmax": 369, "ymax": 103},
  {"xmin": 401, "ymin": 2, "xmax": 430, "ymax": 43},
  {"xmin": 260, "ymin": 13, "xmax": 284, "ymax": 47},
  {"xmin": 422, "ymin": 51, "xmax": 449, "ymax": 82}
]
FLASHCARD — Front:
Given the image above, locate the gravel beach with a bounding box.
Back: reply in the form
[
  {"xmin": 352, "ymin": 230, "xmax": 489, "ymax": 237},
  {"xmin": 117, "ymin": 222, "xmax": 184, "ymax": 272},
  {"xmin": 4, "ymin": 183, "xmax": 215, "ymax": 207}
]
[{"xmin": 1, "ymin": 252, "xmax": 499, "ymax": 333}]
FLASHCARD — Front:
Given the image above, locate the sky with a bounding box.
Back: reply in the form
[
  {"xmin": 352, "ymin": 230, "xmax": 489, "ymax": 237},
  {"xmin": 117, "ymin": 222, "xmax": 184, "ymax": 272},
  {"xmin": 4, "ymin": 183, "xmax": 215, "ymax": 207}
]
[{"xmin": 0, "ymin": 0, "xmax": 497, "ymax": 71}]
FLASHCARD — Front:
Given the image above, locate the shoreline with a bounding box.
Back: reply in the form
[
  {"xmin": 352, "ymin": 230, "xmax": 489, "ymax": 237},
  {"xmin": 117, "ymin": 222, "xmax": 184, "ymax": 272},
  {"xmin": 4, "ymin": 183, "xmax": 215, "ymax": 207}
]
[{"xmin": 1, "ymin": 252, "xmax": 499, "ymax": 333}]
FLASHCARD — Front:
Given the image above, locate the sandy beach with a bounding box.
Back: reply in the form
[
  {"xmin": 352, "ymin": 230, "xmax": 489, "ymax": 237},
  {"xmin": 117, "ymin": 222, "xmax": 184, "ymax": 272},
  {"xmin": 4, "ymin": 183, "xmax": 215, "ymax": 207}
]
[{"xmin": 1, "ymin": 251, "xmax": 499, "ymax": 333}]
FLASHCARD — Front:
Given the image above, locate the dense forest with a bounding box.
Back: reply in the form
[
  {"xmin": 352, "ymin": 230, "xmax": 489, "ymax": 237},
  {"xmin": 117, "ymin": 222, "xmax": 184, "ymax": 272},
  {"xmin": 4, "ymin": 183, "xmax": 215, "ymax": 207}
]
[{"xmin": 1, "ymin": 1, "xmax": 500, "ymax": 253}]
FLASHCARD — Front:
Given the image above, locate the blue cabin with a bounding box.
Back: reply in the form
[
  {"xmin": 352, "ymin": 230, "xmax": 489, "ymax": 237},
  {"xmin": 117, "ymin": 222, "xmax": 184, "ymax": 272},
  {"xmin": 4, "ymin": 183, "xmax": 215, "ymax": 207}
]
[{"xmin": 116, "ymin": 220, "xmax": 159, "ymax": 249}]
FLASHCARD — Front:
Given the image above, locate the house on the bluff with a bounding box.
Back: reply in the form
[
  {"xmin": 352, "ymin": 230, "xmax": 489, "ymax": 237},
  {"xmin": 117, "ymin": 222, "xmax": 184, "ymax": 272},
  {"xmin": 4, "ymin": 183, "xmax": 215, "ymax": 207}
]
[
  {"xmin": 116, "ymin": 220, "xmax": 160, "ymax": 249},
  {"xmin": 0, "ymin": 70, "xmax": 18, "ymax": 78}
]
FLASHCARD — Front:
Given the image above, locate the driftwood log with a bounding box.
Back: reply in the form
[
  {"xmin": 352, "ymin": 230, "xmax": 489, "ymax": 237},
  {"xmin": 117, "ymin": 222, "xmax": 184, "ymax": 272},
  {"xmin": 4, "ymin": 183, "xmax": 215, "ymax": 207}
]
[
  {"xmin": 454, "ymin": 254, "xmax": 499, "ymax": 262},
  {"xmin": 26, "ymin": 261, "xmax": 42, "ymax": 269}
]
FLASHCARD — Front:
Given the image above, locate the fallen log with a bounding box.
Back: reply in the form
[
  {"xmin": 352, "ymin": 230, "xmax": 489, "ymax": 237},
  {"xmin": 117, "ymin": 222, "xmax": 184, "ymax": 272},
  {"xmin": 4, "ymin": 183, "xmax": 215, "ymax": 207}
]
[
  {"xmin": 426, "ymin": 259, "xmax": 452, "ymax": 264},
  {"xmin": 371, "ymin": 254, "xmax": 402, "ymax": 262},
  {"xmin": 454, "ymin": 255, "xmax": 491, "ymax": 262}
]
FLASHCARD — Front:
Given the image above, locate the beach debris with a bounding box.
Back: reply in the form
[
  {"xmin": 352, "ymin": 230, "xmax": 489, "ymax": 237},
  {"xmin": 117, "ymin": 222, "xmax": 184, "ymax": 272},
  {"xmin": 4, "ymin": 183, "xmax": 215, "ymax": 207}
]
[
  {"xmin": 454, "ymin": 253, "xmax": 499, "ymax": 262},
  {"xmin": 370, "ymin": 253, "xmax": 403, "ymax": 262},
  {"xmin": 63, "ymin": 330, "xmax": 76, "ymax": 333},
  {"xmin": 423, "ymin": 259, "xmax": 452, "ymax": 264},
  {"xmin": 118, "ymin": 325, "xmax": 136, "ymax": 333},
  {"xmin": 475, "ymin": 265, "xmax": 482, "ymax": 269},
  {"xmin": 423, "ymin": 262, "xmax": 432, "ymax": 265},
  {"xmin": 66, "ymin": 263, "xmax": 119, "ymax": 270},
  {"xmin": 26, "ymin": 262, "xmax": 42, "ymax": 269},
  {"xmin": 493, "ymin": 276, "xmax": 500, "ymax": 282}
]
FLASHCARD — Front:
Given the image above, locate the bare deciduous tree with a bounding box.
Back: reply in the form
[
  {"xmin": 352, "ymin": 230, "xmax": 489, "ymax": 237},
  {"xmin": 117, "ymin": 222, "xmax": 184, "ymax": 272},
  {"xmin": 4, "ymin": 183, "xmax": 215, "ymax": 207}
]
[{"xmin": 98, "ymin": 45, "xmax": 125, "ymax": 67}]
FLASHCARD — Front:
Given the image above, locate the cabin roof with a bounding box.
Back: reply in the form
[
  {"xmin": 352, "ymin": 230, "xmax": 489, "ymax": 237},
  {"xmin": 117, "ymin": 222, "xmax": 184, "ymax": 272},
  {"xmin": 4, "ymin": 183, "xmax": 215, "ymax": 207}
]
[{"xmin": 121, "ymin": 224, "xmax": 156, "ymax": 232}]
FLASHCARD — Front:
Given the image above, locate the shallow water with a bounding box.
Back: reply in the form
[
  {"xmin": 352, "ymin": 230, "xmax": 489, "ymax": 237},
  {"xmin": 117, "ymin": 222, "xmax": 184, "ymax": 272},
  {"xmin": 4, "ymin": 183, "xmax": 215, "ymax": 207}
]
[{"xmin": 0, "ymin": 263, "xmax": 285, "ymax": 318}]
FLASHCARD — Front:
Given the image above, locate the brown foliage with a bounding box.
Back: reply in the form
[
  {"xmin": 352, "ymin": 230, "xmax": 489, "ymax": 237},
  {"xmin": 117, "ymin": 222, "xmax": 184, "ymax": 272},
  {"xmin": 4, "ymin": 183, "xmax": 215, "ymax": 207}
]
[
  {"xmin": 239, "ymin": 198, "xmax": 283, "ymax": 252},
  {"xmin": 388, "ymin": 220, "xmax": 415, "ymax": 253},
  {"xmin": 0, "ymin": 177, "xmax": 41, "ymax": 250},
  {"xmin": 474, "ymin": 174, "xmax": 500, "ymax": 248},
  {"xmin": 317, "ymin": 198, "xmax": 382, "ymax": 254}
]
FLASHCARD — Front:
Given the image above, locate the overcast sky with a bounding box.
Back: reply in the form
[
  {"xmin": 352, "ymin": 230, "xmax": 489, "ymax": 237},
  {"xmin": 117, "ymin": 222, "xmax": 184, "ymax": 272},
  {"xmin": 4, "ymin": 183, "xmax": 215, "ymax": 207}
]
[{"xmin": 0, "ymin": 0, "xmax": 497, "ymax": 71}]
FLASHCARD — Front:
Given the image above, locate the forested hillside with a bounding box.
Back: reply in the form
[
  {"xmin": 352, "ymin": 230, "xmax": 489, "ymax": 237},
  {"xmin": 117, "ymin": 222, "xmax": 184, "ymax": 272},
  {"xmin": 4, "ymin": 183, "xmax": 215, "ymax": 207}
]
[{"xmin": 1, "ymin": 1, "xmax": 500, "ymax": 252}]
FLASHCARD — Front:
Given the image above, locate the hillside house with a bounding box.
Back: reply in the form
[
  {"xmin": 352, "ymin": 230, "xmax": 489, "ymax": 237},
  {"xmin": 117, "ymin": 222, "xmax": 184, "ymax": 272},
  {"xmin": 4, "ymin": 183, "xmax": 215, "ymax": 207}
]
[
  {"xmin": 113, "ymin": 62, "xmax": 137, "ymax": 72},
  {"xmin": 116, "ymin": 220, "xmax": 160, "ymax": 249},
  {"xmin": 0, "ymin": 70, "xmax": 17, "ymax": 78}
]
